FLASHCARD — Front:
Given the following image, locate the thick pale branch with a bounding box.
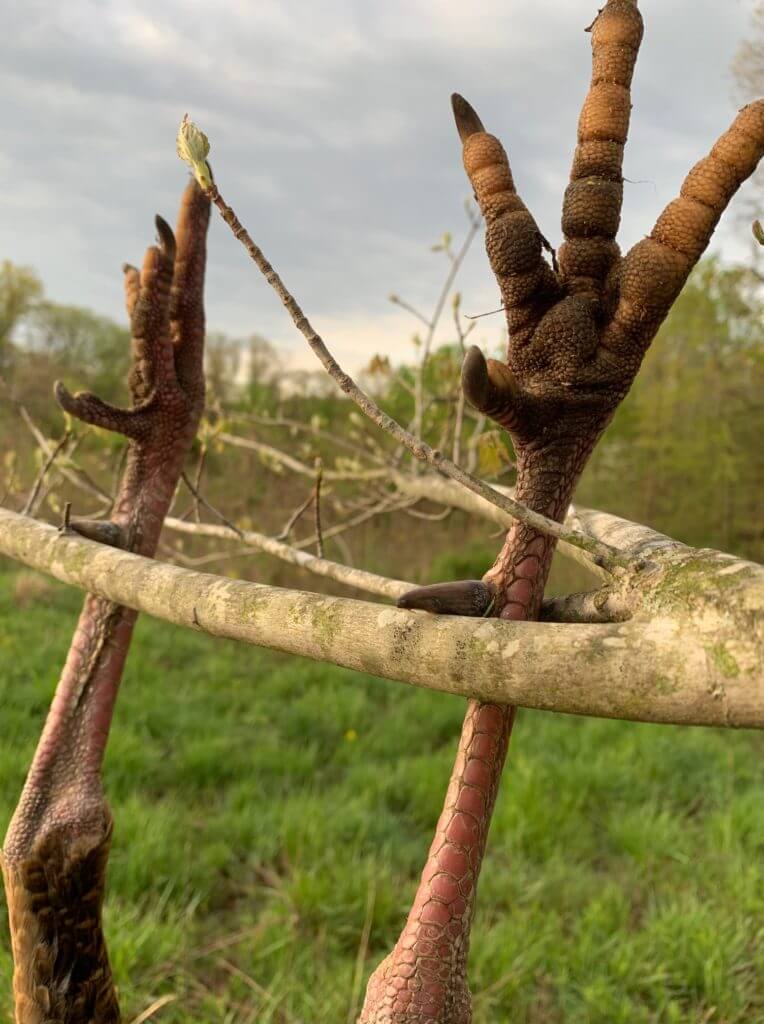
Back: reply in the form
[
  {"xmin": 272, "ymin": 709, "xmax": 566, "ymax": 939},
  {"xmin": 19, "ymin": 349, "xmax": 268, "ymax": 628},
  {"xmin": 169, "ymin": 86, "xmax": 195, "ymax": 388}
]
[{"xmin": 1, "ymin": 509, "xmax": 761, "ymax": 729}]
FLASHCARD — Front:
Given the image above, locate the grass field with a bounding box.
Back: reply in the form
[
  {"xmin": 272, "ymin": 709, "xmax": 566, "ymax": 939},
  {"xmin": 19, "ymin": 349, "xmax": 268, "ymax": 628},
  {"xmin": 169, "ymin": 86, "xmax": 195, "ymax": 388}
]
[{"xmin": 0, "ymin": 567, "xmax": 762, "ymax": 1023}]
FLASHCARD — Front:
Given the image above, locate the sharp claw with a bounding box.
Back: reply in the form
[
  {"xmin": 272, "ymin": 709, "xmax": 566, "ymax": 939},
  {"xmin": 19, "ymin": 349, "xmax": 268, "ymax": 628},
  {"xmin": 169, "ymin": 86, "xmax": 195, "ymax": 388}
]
[
  {"xmin": 53, "ymin": 379, "xmax": 75, "ymax": 412},
  {"xmin": 154, "ymin": 215, "xmax": 177, "ymax": 262},
  {"xmin": 451, "ymin": 93, "xmax": 485, "ymax": 143},
  {"xmin": 461, "ymin": 346, "xmax": 491, "ymax": 411},
  {"xmin": 397, "ymin": 580, "xmax": 494, "ymax": 617},
  {"xmin": 70, "ymin": 519, "xmax": 128, "ymax": 550}
]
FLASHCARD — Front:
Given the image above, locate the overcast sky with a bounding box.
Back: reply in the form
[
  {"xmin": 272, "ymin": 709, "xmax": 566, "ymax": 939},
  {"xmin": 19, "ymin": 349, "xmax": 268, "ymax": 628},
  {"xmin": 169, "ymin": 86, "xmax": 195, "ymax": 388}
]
[{"xmin": 2, "ymin": 0, "xmax": 759, "ymax": 373}]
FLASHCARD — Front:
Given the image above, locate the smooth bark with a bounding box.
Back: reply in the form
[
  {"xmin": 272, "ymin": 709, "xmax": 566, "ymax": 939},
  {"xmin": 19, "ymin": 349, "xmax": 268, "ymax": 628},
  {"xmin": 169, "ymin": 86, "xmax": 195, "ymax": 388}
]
[{"xmin": 0, "ymin": 508, "xmax": 761, "ymax": 729}]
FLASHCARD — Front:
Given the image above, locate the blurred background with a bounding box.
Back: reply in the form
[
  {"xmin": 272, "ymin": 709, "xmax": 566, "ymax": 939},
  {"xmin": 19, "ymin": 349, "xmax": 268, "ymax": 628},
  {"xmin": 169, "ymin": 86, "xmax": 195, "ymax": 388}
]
[{"xmin": 0, "ymin": 2, "xmax": 762, "ymax": 1021}]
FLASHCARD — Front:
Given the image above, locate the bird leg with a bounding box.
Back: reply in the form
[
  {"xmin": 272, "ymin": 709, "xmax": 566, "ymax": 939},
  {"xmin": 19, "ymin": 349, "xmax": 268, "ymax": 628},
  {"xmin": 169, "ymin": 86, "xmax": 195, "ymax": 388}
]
[
  {"xmin": 360, "ymin": 2, "xmax": 763, "ymax": 1018},
  {"xmin": 359, "ymin": 445, "xmax": 587, "ymax": 1024},
  {"xmin": 1, "ymin": 181, "xmax": 210, "ymax": 1023}
]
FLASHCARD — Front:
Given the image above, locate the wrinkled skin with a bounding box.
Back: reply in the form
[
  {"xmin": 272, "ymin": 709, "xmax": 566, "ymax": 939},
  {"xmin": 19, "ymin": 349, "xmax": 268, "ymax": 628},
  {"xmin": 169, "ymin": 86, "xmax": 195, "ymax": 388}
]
[
  {"xmin": 360, "ymin": 2, "xmax": 764, "ymax": 1020},
  {"xmin": 1, "ymin": 181, "xmax": 210, "ymax": 1023}
]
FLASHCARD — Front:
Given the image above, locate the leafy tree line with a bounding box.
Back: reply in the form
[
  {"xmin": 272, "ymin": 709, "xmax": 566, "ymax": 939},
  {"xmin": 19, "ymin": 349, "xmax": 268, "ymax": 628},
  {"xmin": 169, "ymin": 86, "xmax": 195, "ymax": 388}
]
[{"xmin": 0, "ymin": 255, "xmax": 761, "ymax": 565}]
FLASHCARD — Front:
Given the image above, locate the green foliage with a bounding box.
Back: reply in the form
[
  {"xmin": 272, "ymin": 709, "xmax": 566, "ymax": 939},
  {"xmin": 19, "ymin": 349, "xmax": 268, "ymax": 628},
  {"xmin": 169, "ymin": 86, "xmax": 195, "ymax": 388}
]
[
  {"xmin": 0, "ymin": 260, "xmax": 43, "ymax": 370},
  {"xmin": 0, "ymin": 570, "xmax": 761, "ymax": 1022},
  {"xmin": 582, "ymin": 258, "xmax": 764, "ymax": 559},
  {"xmin": 28, "ymin": 301, "xmax": 132, "ymax": 402},
  {"xmin": 428, "ymin": 539, "xmax": 495, "ymax": 582}
]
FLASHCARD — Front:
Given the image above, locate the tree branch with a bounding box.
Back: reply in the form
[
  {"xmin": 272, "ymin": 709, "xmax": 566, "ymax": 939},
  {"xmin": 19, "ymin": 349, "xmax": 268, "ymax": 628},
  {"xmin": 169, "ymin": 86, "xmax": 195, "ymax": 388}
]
[
  {"xmin": 165, "ymin": 515, "xmax": 408, "ymax": 599},
  {"xmin": 21, "ymin": 431, "xmax": 72, "ymax": 516},
  {"xmin": 16, "ymin": 401, "xmax": 112, "ymax": 505},
  {"xmin": 218, "ymin": 432, "xmax": 387, "ymax": 481},
  {"xmin": 1, "ymin": 509, "xmax": 761, "ymax": 729},
  {"xmin": 174, "ymin": 131, "xmax": 629, "ymax": 574}
]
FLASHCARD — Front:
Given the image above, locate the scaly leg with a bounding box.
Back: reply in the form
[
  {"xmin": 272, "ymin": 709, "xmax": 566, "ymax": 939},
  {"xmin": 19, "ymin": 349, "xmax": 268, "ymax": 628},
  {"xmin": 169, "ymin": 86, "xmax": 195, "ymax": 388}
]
[
  {"xmin": 360, "ymin": 1, "xmax": 762, "ymax": 1016},
  {"xmin": 1, "ymin": 182, "xmax": 210, "ymax": 1022}
]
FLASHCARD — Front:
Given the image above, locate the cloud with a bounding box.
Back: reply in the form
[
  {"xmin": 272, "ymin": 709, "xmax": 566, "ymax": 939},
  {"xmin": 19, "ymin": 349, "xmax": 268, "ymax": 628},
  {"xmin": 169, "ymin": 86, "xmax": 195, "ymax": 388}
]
[{"xmin": 0, "ymin": 0, "xmax": 757, "ymax": 371}]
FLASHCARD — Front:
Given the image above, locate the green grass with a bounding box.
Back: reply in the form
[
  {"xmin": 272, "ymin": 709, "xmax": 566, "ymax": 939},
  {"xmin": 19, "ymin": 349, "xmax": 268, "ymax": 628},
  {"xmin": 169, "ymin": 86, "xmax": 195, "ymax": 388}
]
[{"xmin": 0, "ymin": 569, "xmax": 762, "ymax": 1023}]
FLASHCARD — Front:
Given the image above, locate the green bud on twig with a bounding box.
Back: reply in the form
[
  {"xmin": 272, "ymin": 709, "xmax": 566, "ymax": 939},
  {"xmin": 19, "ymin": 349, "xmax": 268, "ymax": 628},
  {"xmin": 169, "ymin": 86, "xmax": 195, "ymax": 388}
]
[
  {"xmin": 753, "ymin": 220, "xmax": 764, "ymax": 247},
  {"xmin": 177, "ymin": 114, "xmax": 213, "ymax": 189}
]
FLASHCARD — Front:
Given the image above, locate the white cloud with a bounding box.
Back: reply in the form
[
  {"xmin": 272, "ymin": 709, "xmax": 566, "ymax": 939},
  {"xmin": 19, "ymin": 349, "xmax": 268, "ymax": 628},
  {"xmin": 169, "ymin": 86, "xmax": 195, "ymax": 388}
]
[{"xmin": 0, "ymin": 0, "xmax": 757, "ymax": 373}]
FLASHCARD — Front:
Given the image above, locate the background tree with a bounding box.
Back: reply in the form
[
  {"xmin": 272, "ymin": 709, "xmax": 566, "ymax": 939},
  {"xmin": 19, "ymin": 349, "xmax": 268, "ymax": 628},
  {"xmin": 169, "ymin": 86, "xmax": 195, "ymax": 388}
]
[{"xmin": 0, "ymin": 262, "xmax": 43, "ymax": 374}]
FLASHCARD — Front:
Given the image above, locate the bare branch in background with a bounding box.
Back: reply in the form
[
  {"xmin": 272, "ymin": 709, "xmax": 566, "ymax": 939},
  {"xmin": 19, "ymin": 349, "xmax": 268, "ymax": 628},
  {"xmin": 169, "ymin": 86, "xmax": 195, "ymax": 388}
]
[
  {"xmin": 179, "ymin": 147, "xmax": 630, "ymax": 574},
  {"xmin": 233, "ymin": 411, "xmax": 389, "ymax": 465},
  {"xmin": 410, "ymin": 215, "xmax": 480, "ymax": 440},
  {"xmin": 21, "ymin": 430, "xmax": 72, "ymax": 516},
  {"xmin": 165, "ymin": 515, "xmax": 409, "ymax": 599},
  {"xmin": 388, "ymin": 294, "xmax": 431, "ymax": 328},
  {"xmin": 15, "ymin": 399, "xmax": 112, "ymax": 506},
  {"xmin": 277, "ymin": 487, "xmax": 316, "ymax": 541},
  {"xmin": 181, "ymin": 470, "xmax": 244, "ymax": 539},
  {"xmin": 313, "ymin": 456, "xmax": 324, "ymax": 558},
  {"xmin": 451, "ymin": 291, "xmax": 476, "ymax": 465},
  {"xmin": 401, "ymin": 503, "xmax": 452, "ymax": 522},
  {"xmin": 192, "ymin": 444, "xmax": 207, "ymax": 522},
  {"xmin": 218, "ymin": 432, "xmax": 386, "ymax": 481},
  {"xmin": 292, "ymin": 495, "xmax": 410, "ymax": 551}
]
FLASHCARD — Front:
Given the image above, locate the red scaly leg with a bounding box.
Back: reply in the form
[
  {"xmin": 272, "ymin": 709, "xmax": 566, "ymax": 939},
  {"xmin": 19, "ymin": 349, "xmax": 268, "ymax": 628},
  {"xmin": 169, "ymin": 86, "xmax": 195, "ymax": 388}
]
[
  {"xmin": 1, "ymin": 181, "xmax": 210, "ymax": 1023},
  {"xmin": 359, "ymin": 443, "xmax": 592, "ymax": 1024},
  {"xmin": 360, "ymin": 0, "xmax": 763, "ymax": 1007}
]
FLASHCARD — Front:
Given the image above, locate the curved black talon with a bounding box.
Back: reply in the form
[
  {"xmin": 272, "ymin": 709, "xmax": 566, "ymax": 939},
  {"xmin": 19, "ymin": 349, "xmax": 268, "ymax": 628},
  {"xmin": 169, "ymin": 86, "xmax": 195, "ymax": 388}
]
[
  {"xmin": 451, "ymin": 93, "xmax": 486, "ymax": 143},
  {"xmin": 154, "ymin": 215, "xmax": 177, "ymax": 261},
  {"xmin": 70, "ymin": 519, "xmax": 128, "ymax": 550},
  {"xmin": 397, "ymin": 580, "xmax": 494, "ymax": 617}
]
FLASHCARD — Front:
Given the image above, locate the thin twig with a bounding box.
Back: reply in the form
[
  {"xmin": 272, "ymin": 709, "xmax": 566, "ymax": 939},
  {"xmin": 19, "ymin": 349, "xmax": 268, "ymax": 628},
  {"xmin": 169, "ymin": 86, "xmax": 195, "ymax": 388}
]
[
  {"xmin": 22, "ymin": 431, "xmax": 72, "ymax": 516},
  {"xmin": 192, "ymin": 444, "xmax": 207, "ymax": 523},
  {"xmin": 233, "ymin": 411, "xmax": 388, "ymax": 465},
  {"xmin": 219, "ymin": 432, "xmax": 387, "ymax": 481},
  {"xmin": 414, "ymin": 218, "xmax": 479, "ymax": 438},
  {"xmin": 293, "ymin": 497, "xmax": 410, "ymax": 551},
  {"xmin": 452, "ymin": 297, "xmax": 476, "ymax": 465},
  {"xmin": 388, "ymin": 294, "xmax": 432, "ymax": 328},
  {"xmin": 164, "ymin": 505, "xmax": 411, "ymax": 599},
  {"xmin": 278, "ymin": 489, "xmax": 316, "ymax": 541},
  {"xmin": 313, "ymin": 456, "xmax": 324, "ymax": 558},
  {"xmin": 402, "ymin": 503, "xmax": 453, "ymax": 522},
  {"xmin": 110, "ymin": 443, "xmax": 129, "ymax": 509},
  {"xmin": 466, "ymin": 413, "xmax": 487, "ymax": 474},
  {"xmin": 16, "ymin": 403, "xmax": 112, "ymax": 505},
  {"xmin": 180, "ymin": 471, "xmax": 244, "ymax": 538},
  {"xmin": 204, "ymin": 181, "xmax": 628, "ymax": 573},
  {"xmin": 464, "ymin": 304, "xmax": 506, "ymax": 320}
]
